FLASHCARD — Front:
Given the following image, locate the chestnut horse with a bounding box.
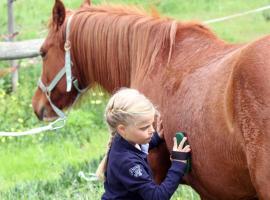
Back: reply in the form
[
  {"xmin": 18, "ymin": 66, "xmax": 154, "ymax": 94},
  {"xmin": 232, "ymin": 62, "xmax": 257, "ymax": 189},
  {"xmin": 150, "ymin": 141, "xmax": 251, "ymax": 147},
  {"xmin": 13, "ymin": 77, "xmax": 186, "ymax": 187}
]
[{"xmin": 32, "ymin": 0, "xmax": 270, "ymax": 199}]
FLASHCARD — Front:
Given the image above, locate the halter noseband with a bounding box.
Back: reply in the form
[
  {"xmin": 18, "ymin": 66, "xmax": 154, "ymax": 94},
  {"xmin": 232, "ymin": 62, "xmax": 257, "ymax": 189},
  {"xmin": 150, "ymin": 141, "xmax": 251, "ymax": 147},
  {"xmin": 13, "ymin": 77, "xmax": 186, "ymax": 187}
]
[{"xmin": 38, "ymin": 15, "xmax": 85, "ymax": 119}]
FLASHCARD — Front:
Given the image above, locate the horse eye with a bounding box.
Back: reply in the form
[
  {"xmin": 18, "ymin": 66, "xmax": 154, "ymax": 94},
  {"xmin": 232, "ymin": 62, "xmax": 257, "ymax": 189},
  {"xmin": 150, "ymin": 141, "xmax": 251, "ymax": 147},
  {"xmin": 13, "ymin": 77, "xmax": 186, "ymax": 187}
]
[{"xmin": 40, "ymin": 51, "xmax": 47, "ymax": 58}]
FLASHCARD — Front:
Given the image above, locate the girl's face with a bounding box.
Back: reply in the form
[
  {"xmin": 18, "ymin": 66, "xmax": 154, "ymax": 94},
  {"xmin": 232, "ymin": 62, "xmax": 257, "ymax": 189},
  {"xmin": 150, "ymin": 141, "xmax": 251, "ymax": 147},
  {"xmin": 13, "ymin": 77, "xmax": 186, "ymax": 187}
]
[{"xmin": 117, "ymin": 114, "xmax": 155, "ymax": 145}]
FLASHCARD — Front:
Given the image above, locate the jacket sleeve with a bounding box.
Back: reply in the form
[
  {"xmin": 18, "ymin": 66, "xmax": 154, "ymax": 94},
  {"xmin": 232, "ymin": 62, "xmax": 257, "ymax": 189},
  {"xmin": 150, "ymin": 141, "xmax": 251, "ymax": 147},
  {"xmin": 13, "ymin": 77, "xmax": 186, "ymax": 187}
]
[
  {"xmin": 117, "ymin": 159, "xmax": 186, "ymax": 200},
  {"xmin": 148, "ymin": 132, "xmax": 164, "ymax": 150}
]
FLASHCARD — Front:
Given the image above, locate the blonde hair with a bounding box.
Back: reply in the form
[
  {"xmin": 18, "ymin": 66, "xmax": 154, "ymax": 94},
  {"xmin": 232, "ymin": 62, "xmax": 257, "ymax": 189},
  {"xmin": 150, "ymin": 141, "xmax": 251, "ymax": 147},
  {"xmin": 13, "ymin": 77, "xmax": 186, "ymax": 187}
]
[{"xmin": 96, "ymin": 88, "xmax": 157, "ymax": 180}]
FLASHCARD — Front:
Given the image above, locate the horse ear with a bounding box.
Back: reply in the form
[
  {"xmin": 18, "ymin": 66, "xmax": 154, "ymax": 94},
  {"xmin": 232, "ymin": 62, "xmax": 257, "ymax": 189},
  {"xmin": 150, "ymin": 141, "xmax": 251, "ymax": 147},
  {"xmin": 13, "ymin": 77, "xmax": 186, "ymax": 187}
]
[
  {"xmin": 150, "ymin": 5, "xmax": 160, "ymax": 18},
  {"xmin": 80, "ymin": 0, "xmax": 91, "ymax": 8},
  {"xmin": 52, "ymin": 0, "xmax": 66, "ymax": 29}
]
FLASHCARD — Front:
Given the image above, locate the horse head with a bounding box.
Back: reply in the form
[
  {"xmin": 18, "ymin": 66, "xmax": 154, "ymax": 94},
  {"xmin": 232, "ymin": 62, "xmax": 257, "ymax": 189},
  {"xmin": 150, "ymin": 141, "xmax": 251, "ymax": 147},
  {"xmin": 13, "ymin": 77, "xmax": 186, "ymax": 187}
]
[{"xmin": 32, "ymin": 0, "xmax": 91, "ymax": 121}]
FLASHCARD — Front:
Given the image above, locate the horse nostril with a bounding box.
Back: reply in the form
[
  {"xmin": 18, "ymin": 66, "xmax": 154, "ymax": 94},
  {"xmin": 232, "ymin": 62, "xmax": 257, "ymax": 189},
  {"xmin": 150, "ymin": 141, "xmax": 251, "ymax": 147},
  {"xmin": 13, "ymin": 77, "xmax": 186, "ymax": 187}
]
[{"xmin": 36, "ymin": 107, "xmax": 45, "ymax": 121}]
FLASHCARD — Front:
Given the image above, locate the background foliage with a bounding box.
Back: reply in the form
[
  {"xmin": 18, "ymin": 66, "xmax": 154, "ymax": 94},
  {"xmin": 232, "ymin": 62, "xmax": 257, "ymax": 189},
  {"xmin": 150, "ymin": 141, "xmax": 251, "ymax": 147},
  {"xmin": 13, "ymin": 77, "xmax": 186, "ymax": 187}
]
[{"xmin": 1, "ymin": 0, "xmax": 270, "ymax": 199}]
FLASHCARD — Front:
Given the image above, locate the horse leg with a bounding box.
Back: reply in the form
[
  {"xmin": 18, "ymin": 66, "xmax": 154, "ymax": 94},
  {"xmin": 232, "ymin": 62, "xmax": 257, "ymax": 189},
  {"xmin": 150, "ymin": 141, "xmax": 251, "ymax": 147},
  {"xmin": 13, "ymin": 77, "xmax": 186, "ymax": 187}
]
[
  {"xmin": 237, "ymin": 103, "xmax": 270, "ymax": 199},
  {"xmin": 245, "ymin": 140, "xmax": 270, "ymax": 200},
  {"xmin": 147, "ymin": 142, "xmax": 171, "ymax": 184},
  {"xmin": 237, "ymin": 107, "xmax": 270, "ymax": 199}
]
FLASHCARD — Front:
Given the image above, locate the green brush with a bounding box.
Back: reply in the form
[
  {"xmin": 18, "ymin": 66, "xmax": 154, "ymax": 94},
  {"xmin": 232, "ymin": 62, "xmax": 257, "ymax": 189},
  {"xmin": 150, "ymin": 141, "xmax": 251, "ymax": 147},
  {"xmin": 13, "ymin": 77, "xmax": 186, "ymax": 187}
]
[{"xmin": 175, "ymin": 132, "xmax": 191, "ymax": 174}]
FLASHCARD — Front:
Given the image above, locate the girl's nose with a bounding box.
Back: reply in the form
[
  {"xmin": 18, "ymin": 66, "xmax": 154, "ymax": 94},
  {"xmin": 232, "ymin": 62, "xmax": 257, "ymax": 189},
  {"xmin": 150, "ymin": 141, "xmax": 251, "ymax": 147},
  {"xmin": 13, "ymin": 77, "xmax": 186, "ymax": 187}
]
[{"xmin": 148, "ymin": 125, "xmax": 154, "ymax": 133}]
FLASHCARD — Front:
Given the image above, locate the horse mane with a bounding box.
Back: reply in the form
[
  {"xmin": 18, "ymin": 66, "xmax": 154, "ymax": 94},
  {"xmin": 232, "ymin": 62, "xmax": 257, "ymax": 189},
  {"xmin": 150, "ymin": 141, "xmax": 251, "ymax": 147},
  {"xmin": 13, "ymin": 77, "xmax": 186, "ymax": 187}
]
[{"xmin": 62, "ymin": 4, "xmax": 216, "ymax": 91}]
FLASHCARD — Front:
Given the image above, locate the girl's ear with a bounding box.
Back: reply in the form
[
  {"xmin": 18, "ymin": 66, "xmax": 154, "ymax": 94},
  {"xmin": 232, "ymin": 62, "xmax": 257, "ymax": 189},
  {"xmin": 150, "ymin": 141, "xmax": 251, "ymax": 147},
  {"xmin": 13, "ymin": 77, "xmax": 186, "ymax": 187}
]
[{"xmin": 116, "ymin": 124, "xmax": 126, "ymax": 136}]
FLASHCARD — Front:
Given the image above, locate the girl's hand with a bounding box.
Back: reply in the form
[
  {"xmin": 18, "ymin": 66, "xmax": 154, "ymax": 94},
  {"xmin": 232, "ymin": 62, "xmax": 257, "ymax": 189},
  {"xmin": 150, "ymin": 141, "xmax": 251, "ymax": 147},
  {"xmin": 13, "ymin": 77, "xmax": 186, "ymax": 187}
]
[
  {"xmin": 155, "ymin": 115, "xmax": 164, "ymax": 139},
  {"xmin": 172, "ymin": 137, "xmax": 191, "ymax": 163}
]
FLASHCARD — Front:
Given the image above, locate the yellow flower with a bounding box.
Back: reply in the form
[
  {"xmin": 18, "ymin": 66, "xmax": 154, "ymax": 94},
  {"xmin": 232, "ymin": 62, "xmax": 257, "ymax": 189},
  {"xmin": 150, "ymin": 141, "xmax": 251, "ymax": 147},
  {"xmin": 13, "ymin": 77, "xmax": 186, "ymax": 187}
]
[{"xmin": 95, "ymin": 100, "xmax": 102, "ymax": 104}]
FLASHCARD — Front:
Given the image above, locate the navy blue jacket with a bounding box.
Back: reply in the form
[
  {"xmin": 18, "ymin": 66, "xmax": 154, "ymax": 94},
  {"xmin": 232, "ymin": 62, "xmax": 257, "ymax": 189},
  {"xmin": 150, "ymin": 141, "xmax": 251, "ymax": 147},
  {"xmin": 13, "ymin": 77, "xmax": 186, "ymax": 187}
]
[{"xmin": 102, "ymin": 132, "xmax": 187, "ymax": 200}]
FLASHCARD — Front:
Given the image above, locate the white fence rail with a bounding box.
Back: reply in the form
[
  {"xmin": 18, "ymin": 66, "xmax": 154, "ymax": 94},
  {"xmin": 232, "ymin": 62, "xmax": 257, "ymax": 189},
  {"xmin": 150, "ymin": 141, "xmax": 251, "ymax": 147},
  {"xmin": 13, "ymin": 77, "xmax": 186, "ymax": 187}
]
[{"xmin": 0, "ymin": 39, "xmax": 44, "ymax": 61}]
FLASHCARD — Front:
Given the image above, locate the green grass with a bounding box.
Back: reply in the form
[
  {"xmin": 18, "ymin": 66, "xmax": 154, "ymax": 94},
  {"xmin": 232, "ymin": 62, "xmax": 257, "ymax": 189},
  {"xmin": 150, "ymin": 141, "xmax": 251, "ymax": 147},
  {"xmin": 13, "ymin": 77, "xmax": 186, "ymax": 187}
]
[
  {"xmin": 0, "ymin": 128, "xmax": 107, "ymax": 191},
  {"xmin": 1, "ymin": 0, "xmax": 270, "ymax": 199}
]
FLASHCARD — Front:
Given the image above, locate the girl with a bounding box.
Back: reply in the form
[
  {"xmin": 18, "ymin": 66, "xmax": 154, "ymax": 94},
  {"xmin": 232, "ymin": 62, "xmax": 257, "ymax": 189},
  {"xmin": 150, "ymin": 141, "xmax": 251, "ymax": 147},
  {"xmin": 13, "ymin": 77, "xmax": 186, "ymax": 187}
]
[{"xmin": 97, "ymin": 88, "xmax": 191, "ymax": 200}]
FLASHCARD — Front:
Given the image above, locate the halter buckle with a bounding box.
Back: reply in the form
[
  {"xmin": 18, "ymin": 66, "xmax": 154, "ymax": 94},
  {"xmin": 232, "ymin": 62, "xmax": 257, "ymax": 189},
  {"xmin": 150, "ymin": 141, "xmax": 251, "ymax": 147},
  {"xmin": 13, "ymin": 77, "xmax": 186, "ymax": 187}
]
[
  {"xmin": 64, "ymin": 40, "xmax": 71, "ymax": 51},
  {"xmin": 45, "ymin": 90, "xmax": 51, "ymax": 97},
  {"xmin": 49, "ymin": 117, "xmax": 66, "ymax": 130}
]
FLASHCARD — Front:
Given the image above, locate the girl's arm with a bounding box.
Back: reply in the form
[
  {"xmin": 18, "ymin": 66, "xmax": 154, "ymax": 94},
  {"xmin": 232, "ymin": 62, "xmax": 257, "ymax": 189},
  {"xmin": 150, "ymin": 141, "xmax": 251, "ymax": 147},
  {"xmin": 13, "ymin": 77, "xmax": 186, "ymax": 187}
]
[
  {"xmin": 118, "ymin": 137, "xmax": 191, "ymax": 200},
  {"xmin": 118, "ymin": 159, "xmax": 186, "ymax": 200}
]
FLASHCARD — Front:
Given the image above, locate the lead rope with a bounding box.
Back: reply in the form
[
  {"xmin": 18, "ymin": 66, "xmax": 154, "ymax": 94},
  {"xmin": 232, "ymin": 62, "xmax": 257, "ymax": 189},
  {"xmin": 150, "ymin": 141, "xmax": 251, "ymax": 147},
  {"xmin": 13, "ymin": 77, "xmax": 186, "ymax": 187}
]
[
  {"xmin": 0, "ymin": 118, "xmax": 66, "ymax": 137},
  {"xmin": 0, "ymin": 86, "xmax": 85, "ymax": 137},
  {"xmin": 78, "ymin": 171, "xmax": 99, "ymax": 182}
]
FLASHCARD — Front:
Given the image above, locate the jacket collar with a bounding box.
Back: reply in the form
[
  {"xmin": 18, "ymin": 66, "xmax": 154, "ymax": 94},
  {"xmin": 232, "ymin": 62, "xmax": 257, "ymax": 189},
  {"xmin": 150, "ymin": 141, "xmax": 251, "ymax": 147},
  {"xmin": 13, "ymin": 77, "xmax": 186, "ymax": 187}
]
[{"xmin": 112, "ymin": 133, "xmax": 147, "ymax": 157}]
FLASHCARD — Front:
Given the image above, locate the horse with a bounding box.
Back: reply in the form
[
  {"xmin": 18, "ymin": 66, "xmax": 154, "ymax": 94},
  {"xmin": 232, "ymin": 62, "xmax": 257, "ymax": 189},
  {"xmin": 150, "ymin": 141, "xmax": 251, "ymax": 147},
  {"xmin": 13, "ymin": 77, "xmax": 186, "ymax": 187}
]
[{"xmin": 32, "ymin": 0, "xmax": 270, "ymax": 199}]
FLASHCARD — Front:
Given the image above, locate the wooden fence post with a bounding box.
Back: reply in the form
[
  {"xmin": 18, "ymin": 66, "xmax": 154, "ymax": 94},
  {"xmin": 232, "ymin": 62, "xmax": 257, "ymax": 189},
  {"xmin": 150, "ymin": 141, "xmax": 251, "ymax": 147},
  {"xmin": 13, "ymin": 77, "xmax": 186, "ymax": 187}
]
[{"xmin": 7, "ymin": 0, "xmax": 18, "ymax": 92}]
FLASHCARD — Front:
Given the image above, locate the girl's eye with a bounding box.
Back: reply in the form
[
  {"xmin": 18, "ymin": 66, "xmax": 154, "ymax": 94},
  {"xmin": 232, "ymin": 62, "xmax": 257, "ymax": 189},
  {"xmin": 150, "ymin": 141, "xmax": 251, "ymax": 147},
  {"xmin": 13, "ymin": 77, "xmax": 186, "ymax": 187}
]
[{"xmin": 140, "ymin": 125, "xmax": 150, "ymax": 131}]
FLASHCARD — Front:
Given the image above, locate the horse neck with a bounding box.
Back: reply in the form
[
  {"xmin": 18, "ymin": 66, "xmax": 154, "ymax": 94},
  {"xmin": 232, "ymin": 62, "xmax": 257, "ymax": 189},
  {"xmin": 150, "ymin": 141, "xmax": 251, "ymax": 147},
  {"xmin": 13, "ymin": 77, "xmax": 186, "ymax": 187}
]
[
  {"xmin": 70, "ymin": 12, "xmax": 131, "ymax": 93},
  {"xmin": 70, "ymin": 8, "xmax": 180, "ymax": 93}
]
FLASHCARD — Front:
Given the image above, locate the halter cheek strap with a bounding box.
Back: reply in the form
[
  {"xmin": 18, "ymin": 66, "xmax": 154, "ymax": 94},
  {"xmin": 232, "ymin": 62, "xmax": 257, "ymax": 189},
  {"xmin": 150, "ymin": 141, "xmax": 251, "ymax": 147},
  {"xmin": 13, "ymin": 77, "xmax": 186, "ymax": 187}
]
[
  {"xmin": 38, "ymin": 15, "xmax": 86, "ymax": 119},
  {"xmin": 65, "ymin": 15, "xmax": 73, "ymax": 92}
]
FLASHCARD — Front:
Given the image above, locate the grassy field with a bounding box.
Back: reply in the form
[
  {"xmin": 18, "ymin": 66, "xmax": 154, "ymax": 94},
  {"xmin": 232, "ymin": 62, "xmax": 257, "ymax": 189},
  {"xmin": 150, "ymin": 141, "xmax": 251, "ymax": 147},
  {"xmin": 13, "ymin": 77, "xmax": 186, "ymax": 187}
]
[{"xmin": 0, "ymin": 0, "xmax": 270, "ymax": 199}]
